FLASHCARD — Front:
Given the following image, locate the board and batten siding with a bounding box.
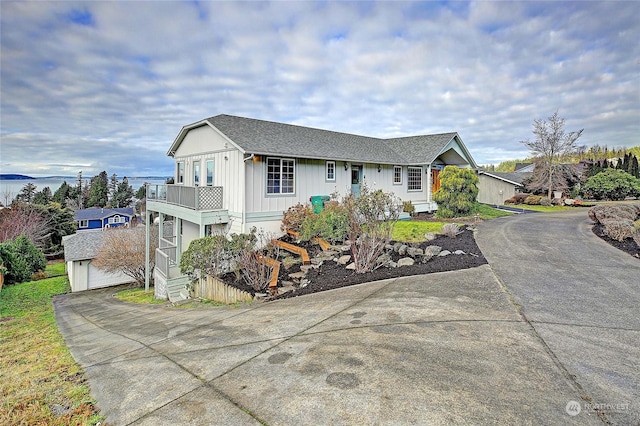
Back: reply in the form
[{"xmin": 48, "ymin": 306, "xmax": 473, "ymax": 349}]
[
  {"xmin": 244, "ymin": 159, "xmax": 429, "ymax": 216},
  {"xmin": 172, "ymin": 124, "xmax": 245, "ymax": 216}
]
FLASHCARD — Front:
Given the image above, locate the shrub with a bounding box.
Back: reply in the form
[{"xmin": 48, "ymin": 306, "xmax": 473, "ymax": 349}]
[
  {"xmin": 504, "ymin": 193, "xmax": 530, "ymax": 205},
  {"xmin": 539, "ymin": 197, "xmax": 552, "ymax": 206},
  {"xmin": 583, "ymin": 169, "xmax": 640, "ymax": 200},
  {"xmin": 602, "ymin": 219, "xmax": 635, "ymax": 242},
  {"xmin": 281, "ymin": 203, "xmax": 313, "ymax": 232},
  {"xmin": 524, "ymin": 195, "xmax": 543, "ymax": 205},
  {"xmin": 31, "ymin": 270, "xmax": 49, "ymax": 281},
  {"xmin": 300, "ymin": 201, "xmax": 349, "ymax": 243},
  {"xmin": 433, "ymin": 166, "xmax": 479, "ymax": 217},
  {"xmin": 588, "ymin": 204, "xmax": 640, "ymax": 224},
  {"xmin": 633, "ymin": 230, "xmax": 640, "ymax": 249},
  {"xmin": 237, "ymin": 231, "xmax": 280, "ymax": 292},
  {"xmin": 0, "ymin": 234, "xmax": 46, "ymax": 284},
  {"xmin": 402, "ymin": 201, "xmax": 415, "ymax": 216},
  {"xmin": 342, "ymin": 184, "xmax": 400, "ymax": 273},
  {"xmin": 440, "ymin": 223, "xmax": 462, "ymax": 238},
  {"xmin": 180, "ymin": 233, "xmax": 252, "ymax": 282}
]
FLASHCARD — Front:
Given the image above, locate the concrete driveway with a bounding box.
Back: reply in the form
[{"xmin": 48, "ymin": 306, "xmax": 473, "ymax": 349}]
[
  {"xmin": 53, "ymin": 209, "xmax": 636, "ymax": 425},
  {"xmin": 476, "ymin": 209, "xmax": 640, "ymax": 425}
]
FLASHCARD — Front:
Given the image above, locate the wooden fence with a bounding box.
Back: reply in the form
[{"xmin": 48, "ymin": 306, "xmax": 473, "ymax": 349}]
[{"xmin": 194, "ymin": 275, "xmax": 254, "ymax": 304}]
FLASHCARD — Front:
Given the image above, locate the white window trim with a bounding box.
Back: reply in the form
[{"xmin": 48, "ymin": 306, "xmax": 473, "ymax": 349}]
[
  {"xmin": 79, "ymin": 220, "xmax": 88, "ymax": 228},
  {"xmin": 407, "ymin": 166, "xmax": 423, "ymax": 192},
  {"xmin": 266, "ymin": 157, "xmax": 296, "ymax": 195},
  {"xmin": 393, "ymin": 165, "xmax": 403, "ymax": 185},
  {"xmin": 325, "ymin": 160, "xmax": 336, "ymax": 182},
  {"xmin": 108, "ymin": 215, "xmax": 126, "ymax": 225}
]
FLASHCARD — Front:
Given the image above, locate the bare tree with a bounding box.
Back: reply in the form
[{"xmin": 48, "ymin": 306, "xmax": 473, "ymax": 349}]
[
  {"xmin": 93, "ymin": 226, "xmax": 159, "ymax": 286},
  {"xmin": 520, "ymin": 111, "xmax": 583, "ymax": 198},
  {"xmin": 0, "ymin": 204, "xmax": 52, "ymax": 248}
]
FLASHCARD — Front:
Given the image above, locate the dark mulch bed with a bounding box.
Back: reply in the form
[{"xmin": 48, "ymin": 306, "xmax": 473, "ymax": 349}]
[
  {"xmin": 592, "ymin": 223, "xmax": 640, "ymax": 259},
  {"xmin": 217, "ymin": 229, "xmax": 487, "ymax": 299},
  {"xmin": 280, "ymin": 229, "xmax": 486, "ymax": 299}
]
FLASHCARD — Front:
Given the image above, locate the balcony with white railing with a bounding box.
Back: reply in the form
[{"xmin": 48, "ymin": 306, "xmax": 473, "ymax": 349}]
[{"xmin": 146, "ymin": 184, "xmax": 224, "ymax": 211}]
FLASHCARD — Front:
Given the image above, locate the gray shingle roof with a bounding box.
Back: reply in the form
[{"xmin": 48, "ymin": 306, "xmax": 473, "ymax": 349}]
[
  {"xmin": 74, "ymin": 207, "xmax": 134, "ymax": 221},
  {"xmin": 62, "ymin": 230, "xmax": 107, "ymax": 261},
  {"xmin": 196, "ymin": 114, "xmax": 465, "ymax": 166},
  {"xmin": 480, "ymin": 171, "xmax": 530, "ymax": 185}
]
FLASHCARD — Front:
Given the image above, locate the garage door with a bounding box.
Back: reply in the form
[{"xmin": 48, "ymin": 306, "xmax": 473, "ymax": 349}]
[{"xmin": 88, "ymin": 261, "xmax": 132, "ymax": 289}]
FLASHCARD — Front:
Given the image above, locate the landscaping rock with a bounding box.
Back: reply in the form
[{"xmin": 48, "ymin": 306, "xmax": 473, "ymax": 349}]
[
  {"xmin": 424, "ymin": 245, "xmax": 442, "ymax": 257},
  {"xmin": 424, "ymin": 232, "xmax": 437, "ymax": 241},
  {"xmin": 454, "ymin": 250, "xmax": 466, "ymax": 255},
  {"xmin": 310, "ymin": 258, "xmax": 325, "ymax": 266},
  {"xmin": 385, "ymin": 244, "xmax": 394, "ymax": 251},
  {"xmin": 336, "ymin": 255, "xmax": 351, "ymax": 265},
  {"xmin": 376, "ymin": 253, "xmax": 392, "ymax": 266},
  {"xmin": 438, "ymin": 250, "xmax": 452, "ymax": 257},
  {"xmin": 288, "ymin": 271, "xmax": 306, "ymax": 280},
  {"xmin": 393, "ymin": 242, "xmax": 403, "ymax": 252},
  {"xmin": 397, "ymin": 257, "xmax": 415, "ymax": 267},
  {"xmin": 407, "ymin": 247, "xmax": 424, "ymax": 257},
  {"xmin": 564, "ymin": 198, "xmax": 575, "ymax": 206},
  {"xmin": 346, "ymin": 262, "xmax": 356, "ymax": 270},
  {"xmin": 300, "ymin": 264, "xmax": 319, "ymax": 272},
  {"xmin": 388, "ymin": 261, "xmax": 397, "ymax": 268},
  {"xmin": 398, "ymin": 244, "xmax": 408, "ymax": 256}
]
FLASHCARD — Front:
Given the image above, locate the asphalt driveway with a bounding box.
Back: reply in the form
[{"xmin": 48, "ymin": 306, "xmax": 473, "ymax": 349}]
[
  {"xmin": 53, "ymin": 209, "xmax": 637, "ymax": 425},
  {"xmin": 476, "ymin": 209, "xmax": 640, "ymax": 425}
]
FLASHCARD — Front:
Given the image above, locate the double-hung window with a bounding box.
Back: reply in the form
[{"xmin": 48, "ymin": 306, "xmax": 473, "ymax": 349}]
[
  {"xmin": 267, "ymin": 158, "xmax": 295, "ymax": 194},
  {"xmin": 393, "ymin": 166, "xmax": 402, "ymax": 185},
  {"xmin": 326, "ymin": 161, "xmax": 336, "ymax": 181},
  {"xmin": 206, "ymin": 160, "xmax": 214, "ymax": 186},
  {"xmin": 79, "ymin": 220, "xmax": 88, "ymax": 228},
  {"xmin": 177, "ymin": 161, "xmax": 185, "ymax": 184},
  {"xmin": 193, "ymin": 162, "xmax": 200, "ymax": 186},
  {"xmin": 407, "ymin": 166, "xmax": 422, "ymax": 191}
]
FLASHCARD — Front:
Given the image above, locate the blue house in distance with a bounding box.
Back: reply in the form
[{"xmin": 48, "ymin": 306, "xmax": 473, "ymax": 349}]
[{"xmin": 74, "ymin": 207, "xmax": 135, "ymax": 231}]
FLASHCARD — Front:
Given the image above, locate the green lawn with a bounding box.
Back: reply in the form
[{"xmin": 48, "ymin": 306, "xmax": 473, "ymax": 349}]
[
  {"xmin": 504, "ymin": 204, "xmax": 577, "ymax": 212},
  {"xmin": 393, "ymin": 221, "xmax": 447, "ymax": 242},
  {"xmin": 0, "ymin": 270, "xmax": 102, "ymax": 425},
  {"xmin": 114, "ymin": 287, "xmax": 166, "ymax": 304}
]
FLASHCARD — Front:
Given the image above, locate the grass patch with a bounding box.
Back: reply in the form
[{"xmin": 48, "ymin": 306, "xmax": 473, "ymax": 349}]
[
  {"xmin": 474, "ymin": 203, "xmax": 513, "ymax": 219},
  {"xmin": 172, "ymin": 298, "xmax": 228, "ymax": 309},
  {"xmin": 45, "ymin": 261, "xmax": 66, "ymax": 277},
  {"xmin": 508, "ymin": 204, "xmax": 575, "ymax": 212},
  {"xmin": 0, "ymin": 275, "xmax": 102, "ymax": 425},
  {"xmin": 114, "ymin": 287, "xmax": 166, "ymax": 305},
  {"xmin": 393, "ymin": 221, "xmax": 446, "ymax": 243}
]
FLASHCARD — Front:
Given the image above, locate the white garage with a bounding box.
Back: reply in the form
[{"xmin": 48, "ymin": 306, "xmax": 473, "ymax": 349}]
[{"xmin": 63, "ymin": 230, "xmax": 133, "ymax": 292}]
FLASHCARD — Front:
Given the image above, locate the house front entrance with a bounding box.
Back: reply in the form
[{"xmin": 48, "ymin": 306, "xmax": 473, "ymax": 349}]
[{"xmin": 351, "ymin": 165, "xmax": 362, "ymax": 197}]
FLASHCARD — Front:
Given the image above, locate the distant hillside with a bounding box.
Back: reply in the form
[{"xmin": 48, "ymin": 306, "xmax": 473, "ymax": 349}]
[{"xmin": 0, "ymin": 174, "xmax": 34, "ymax": 180}]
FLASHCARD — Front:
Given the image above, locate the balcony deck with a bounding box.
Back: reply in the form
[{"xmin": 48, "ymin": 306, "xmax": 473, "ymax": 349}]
[{"xmin": 146, "ymin": 184, "xmax": 224, "ymax": 210}]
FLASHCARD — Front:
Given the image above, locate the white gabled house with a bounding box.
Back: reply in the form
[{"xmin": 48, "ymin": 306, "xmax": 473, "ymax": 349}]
[{"xmin": 145, "ymin": 114, "xmax": 478, "ymax": 300}]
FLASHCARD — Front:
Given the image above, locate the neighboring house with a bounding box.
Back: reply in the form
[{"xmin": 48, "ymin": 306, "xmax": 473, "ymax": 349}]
[
  {"xmin": 62, "ymin": 230, "xmax": 132, "ymax": 292},
  {"xmin": 477, "ymin": 171, "xmax": 529, "ymax": 205},
  {"xmin": 75, "ymin": 207, "xmax": 135, "ymax": 231},
  {"xmin": 145, "ymin": 114, "xmax": 479, "ymax": 300},
  {"xmin": 514, "ymin": 162, "xmax": 535, "ymax": 173}
]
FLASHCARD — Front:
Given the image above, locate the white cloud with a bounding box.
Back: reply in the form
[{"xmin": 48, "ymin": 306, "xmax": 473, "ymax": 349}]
[{"xmin": 1, "ymin": 0, "xmax": 638, "ymax": 177}]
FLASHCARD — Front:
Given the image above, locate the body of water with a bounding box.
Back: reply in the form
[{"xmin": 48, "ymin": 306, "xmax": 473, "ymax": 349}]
[{"xmin": 0, "ymin": 177, "xmax": 170, "ymax": 201}]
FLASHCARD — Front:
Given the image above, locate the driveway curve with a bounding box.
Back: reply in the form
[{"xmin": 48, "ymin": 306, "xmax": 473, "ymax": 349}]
[
  {"xmin": 53, "ymin": 209, "xmax": 639, "ymax": 425},
  {"xmin": 476, "ymin": 209, "xmax": 640, "ymax": 425}
]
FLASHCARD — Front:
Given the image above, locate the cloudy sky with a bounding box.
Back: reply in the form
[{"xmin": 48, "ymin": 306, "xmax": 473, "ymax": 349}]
[{"xmin": 1, "ymin": 1, "xmax": 638, "ymax": 178}]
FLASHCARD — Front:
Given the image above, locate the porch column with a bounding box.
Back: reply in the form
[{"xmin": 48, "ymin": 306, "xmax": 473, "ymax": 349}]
[
  {"xmin": 426, "ymin": 164, "xmax": 432, "ymax": 203},
  {"xmin": 144, "ymin": 208, "xmax": 150, "ymax": 292},
  {"xmin": 175, "ymin": 218, "xmax": 182, "ymax": 266}
]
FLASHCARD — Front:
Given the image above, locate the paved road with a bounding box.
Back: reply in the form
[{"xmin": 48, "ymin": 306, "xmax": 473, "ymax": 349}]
[{"xmin": 476, "ymin": 210, "xmax": 640, "ymax": 425}]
